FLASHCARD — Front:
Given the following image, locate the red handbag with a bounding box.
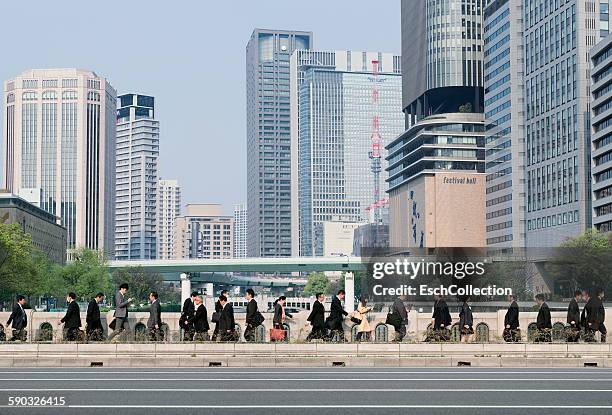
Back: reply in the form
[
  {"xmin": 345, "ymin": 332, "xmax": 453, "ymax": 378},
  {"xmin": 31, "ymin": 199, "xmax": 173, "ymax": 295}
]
[{"xmin": 270, "ymin": 328, "xmax": 285, "ymax": 341}]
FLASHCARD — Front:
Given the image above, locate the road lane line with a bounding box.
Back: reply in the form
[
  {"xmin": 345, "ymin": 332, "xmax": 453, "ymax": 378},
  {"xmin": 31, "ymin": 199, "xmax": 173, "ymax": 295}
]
[{"xmin": 1, "ymin": 377, "xmax": 611, "ymax": 382}]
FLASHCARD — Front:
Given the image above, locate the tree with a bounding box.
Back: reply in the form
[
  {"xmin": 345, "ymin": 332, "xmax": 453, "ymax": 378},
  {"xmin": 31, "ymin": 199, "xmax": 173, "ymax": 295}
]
[
  {"xmin": 458, "ymin": 102, "xmax": 473, "ymax": 113},
  {"xmin": 0, "ymin": 223, "xmax": 40, "ymax": 301},
  {"xmin": 302, "ymin": 272, "xmax": 331, "ymax": 296},
  {"xmin": 111, "ymin": 266, "xmax": 170, "ymax": 305},
  {"xmin": 57, "ymin": 248, "xmax": 112, "ymax": 301}
]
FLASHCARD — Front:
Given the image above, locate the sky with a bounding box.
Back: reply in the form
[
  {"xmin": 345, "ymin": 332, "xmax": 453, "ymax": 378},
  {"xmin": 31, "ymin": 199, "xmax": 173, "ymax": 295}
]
[{"xmin": 0, "ymin": 0, "xmax": 401, "ymax": 214}]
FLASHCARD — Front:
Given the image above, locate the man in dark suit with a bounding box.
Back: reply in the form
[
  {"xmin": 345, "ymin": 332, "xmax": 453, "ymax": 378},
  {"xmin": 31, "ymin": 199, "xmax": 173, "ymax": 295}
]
[
  {"xmin": 212, "ymin": 289, "xmax": 229, "ymax": 341},
  {"xmin": 244, "ymin": 288, "xmax": 261, "ymax": 342},
  {"xmin": 61, "ymin": 292, "xmax": 81, "ymax": 341},
  {"xmin": 189, "ymin": 295, "xmax": 210, "ymax": 341},
  {"xmin": 585, "ymin": 288, "xmax": 607, "ymax": 342},
  {"xmin": 180, "ymin": 291, "xmax": 198, "ymax": 341},
  {"xmin": 535, "ymin": 293, "xmax": 552, "ymax": 342},
  {"xmin": 431, "ymin": 295, "xmax": 452, "ymax": 341},
  {"xmin": 6, "ymin": 295, "xmax": 27, "ymax": 341},
  {"xmin": 325, "ymin": 290, "xmax": 348, "ymax": 342},
  {"xmin": 147, "ymin": 292, "xmax": 163, "ymax": 341},
  {"xmin": 218, "ymin": 295, "xmax": 236, "ymax": 342},
  {"xmin": 306, "ymin": 293, "xmax": 326, "ymax": 341},
  {"xmin": 503, "ymin": 294, "xmax": 520, "ymax": 342},
  {"xmin": 566, "ymin": 290, "xmax": 582, "ymax": 342},
  {"xmin": 109, "ymin": 283, "xmax": 133, "ymax": 341},
  {"xmin": 392, "ymin": 296, "xmax": 409, "ymax": 341},
  {"xmin": 86, "ymin": 293, "xmax": 105, "ymax": 341}
]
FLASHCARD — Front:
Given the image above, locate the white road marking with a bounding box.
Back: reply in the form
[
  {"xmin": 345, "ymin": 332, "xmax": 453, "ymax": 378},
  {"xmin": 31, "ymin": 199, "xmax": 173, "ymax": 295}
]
[{"xmin": 0, "ymin": 377, "xmax": 611, "ymax": 382}]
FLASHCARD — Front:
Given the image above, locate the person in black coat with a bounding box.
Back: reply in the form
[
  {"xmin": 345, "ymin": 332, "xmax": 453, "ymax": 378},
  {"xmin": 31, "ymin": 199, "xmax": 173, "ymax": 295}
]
[
  {"xmin": 535, "ymin": 294, "xmax": 552, "ymax": 342},
  {"xmin": 325, "ymin": 290, "xmax": 348, "ymax": 341},
  {"xmin": 566, "ymin": 290, "xmax": 582, "ymax": 342},
  {"xmin": 244, "ymin": 288, "xmax": 259, "ymax": 342},
  {"xmin": 306, "ymin": 293, "xmax": 326, "ymax": 341},
  {"xmin": 581, "ymin": 289, "xmax": 590, "ymax": 331},
  {"xmin": 503, "ymin": 294, "xmax": 520, "ymax": 342},
  {"xmin": 180, "ymin": 291, "xmax": 198, "ymax": 341},
  {"xmin": 6, "ymin": 295, "xmax": 28, "ymax": 341},
  {"xmin": 61, "ymin": 292, "xmax": 81, "ymax": 341},
  {"xmin": 86, "ymin": 293, "xmax": 105, "ymax": 341},
  {"xmin": 458, "ymin": 297, "xmax": 474, "ymax": 343},
  {"xmin": 212, "ymin": 290, "xmax": 229, "ymax": 341},
  {"xmin": 147, "ymin": 292, "xmax": 163, "ymax": 341},
  {"xmin": 431, "ymin": 295, "xmax": 452, "ymax": 341},
  {"xmin": 189, "ymin": 296, "xmax": 210, "ymax": 341},
  {"xmin": 217, "ymin": 295, "xmax": 236, "ymax": 342},
  {"xmin": 585, "ymin": 289, "xmax": 607, "ymax": 342}
]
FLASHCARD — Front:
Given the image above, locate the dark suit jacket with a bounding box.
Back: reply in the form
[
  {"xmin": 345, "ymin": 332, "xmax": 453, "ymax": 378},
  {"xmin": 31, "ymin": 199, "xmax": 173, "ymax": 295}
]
[
  {"xmin": 273, "ymin": 302, "xmax": 284, "ymax": 326},
  {"xmin": 504, "ymin": 301, "xmax": 520, "ymax": 329},
  {"xmin": 6, "ymin": 304, "xmax": 27, "ymax": 329},
  {"xmin": 393, "ymin": 298, "xmax": 408, "ymax": 323},
  {"xmin": 246, "ymin": 299, "xmax": 258, "ymax": 325},
  {"xmin": 86, "ymin": 300, "xmax": 102, "ymax": 329},
  {"xmin": 585, "ymin": 297, "xmax": 604, "ymax": 330},
  {"xmin": 536, "ymin": 302, "xmax": 552, "ymax": 330},
  {"xmin": 189, "ymin": 304, "xmax": 209, "ymax": 332},
  {"xmin": 432, "ymin": 299, "xmax": 451, "ymax": 329},
  {"xmin": 307, "ymin": 301, "xmax": 325, "ymax": 329},
  {"xmin": 61, "ymin": 301, "xmax": 81, "ymax": 329},
  {"xmin": 182, "ymin": 298, "xmax": 195, "ymax": 319},
  {"xmin": 567, "ymin": 298, "xmax": 580, "ymax": 327},
  {"xmin": 328, "ymin": 296, "xmax": 348, "ymax": 321},
  {"xmin": 218, "ymin": 303, "xmax": 235, "ymax": 333},
  {"xmin": 459, "ymin": 302, "xmax": 473, "ymax": 328},
  {"xmin": 147, "ymin": 300, "xmax": 162, "ymax": 329}
]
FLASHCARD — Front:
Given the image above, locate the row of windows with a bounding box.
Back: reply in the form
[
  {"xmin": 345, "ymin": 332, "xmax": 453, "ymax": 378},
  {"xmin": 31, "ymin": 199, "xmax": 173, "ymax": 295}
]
[
  {"xmin": 487, "ymin": 234, "xmax": 513, "ymax": 244},
  {"xmin": 486, "ymin": 206, "xmax": 512, "ymax": 220},
  {"xmin": 486, "ymin": 180, "xmax": 512, "ymax": 194},
  {"xmin": 527, "ymin": 210, "xmax": 579, "ymax": 231},
  {"xmin": 487, "ymin": 220, "xmax": 512, "ymax": 232},
  {"xmin": 527, "ymin": 157, "xmax": 579, "ymax": 212},
  {"xmin": 486, "ymin": 166, "xmax": 512, "ymax": 182}
]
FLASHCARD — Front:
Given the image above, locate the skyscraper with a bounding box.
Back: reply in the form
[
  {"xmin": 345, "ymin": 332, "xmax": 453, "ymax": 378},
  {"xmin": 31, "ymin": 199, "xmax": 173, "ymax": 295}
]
[
  {"xmin": 246, "ymin": 28, "xmax": 312, "ymax": 258},
  {"xmin": 115, "ymin": 94, "xmax": 159, "ymax": 260},
  {"xmin": 482, "ymin": 0, "xmax": 526, "ymax": 248},
  {"xmin": 3, "ymin": 68, "xmax": 116, "ymax": 256},
  {"xmin": 290, "ymin": 50, "xmax": 403, "ymax": 256},
  {"xmin": 387, "ymin": 0, "xmax": 486, "ymax": 248},
  {"xmin": 157, "ymin": 179, "xmax": 181, "ymax": 260},
  {"xmin": 523, "ymin": 0, "xmax": 599, "ymax": 246},
  {"xmin": 233, "ymin": 203, "xmax": 247, "ymax": 258},
  {"xmin": 173, "ymin": 204, "xmax": 233, "ymax": 259}
]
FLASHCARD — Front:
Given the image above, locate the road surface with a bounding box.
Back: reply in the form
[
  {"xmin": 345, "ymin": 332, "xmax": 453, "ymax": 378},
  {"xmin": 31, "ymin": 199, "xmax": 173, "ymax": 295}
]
[{"xmin": 0, "ymin": 367, "xmax": 611, "ymax": 414}]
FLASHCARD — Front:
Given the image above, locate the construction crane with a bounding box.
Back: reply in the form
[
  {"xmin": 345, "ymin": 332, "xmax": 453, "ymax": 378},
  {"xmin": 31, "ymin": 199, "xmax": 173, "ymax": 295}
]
[{"xmin": 368, "ymin": 59, "xmax": 387, "ymax": 223}]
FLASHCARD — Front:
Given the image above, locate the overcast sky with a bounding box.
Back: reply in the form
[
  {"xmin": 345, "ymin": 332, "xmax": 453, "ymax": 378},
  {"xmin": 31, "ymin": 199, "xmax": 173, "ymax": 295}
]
[{"xmin": 0, "ymin": 0, "xmax": 401, "ymax": 214}]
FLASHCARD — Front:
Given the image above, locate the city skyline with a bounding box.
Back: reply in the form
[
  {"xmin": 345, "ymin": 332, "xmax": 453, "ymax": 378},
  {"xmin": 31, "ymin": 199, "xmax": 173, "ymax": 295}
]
[{"xmin": 0, "ymin": 0, "xmax": 401, "ymax": 214}]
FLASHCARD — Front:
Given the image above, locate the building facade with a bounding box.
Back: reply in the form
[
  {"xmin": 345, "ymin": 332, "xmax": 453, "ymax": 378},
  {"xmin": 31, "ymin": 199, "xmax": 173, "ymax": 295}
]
[
  {"xmin": 246, "ymin": 29, "xmax": 312, "ymax": 258},
  {"xmin": 115, "ymin": 94, "xmax": 159, "ymax": 260},
  {"xmin": 173, "ymin": 204, "xmax": 233, "ymax": 259},
  {"xmin": 233, "ymin": 203, "xmax": 247, "ymax": 258},
  {"xmin": 0, "ymin": 192, "xmax": 67, "ymax": 264},
  {"xmin": 3, "ymin": 69, "xmax": 116, "ymax": 256},
  {"xmin": 157, "ymin": 179, "xmax": 181, "ymax": 259},
  {"xmin": 483, "ymin": 0, "xmax": 526, "ymax": 248},
  {"xmin": 591, "ymin": 33, "xmax": 612, "ymax": 233},
  {"xmin": 523, "ymin": 0, "xmax": 599, "ymax": 246},
  {"xmin": 290, "ymin": 50, "xmax": 403, "ymax": 256}
]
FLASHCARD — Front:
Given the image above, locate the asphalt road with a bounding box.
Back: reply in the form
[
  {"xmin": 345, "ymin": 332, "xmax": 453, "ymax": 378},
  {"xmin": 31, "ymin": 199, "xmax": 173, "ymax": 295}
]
[{"xmin": 0, "ymin": 367, "xmax": 611, "ymax": 414}]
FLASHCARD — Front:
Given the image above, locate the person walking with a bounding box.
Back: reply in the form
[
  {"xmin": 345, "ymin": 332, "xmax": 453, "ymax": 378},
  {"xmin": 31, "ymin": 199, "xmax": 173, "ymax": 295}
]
[
  {"xmin": 272, "ymin": 296, "xmax": 291, "ymax": 342},
  {"xmin": 189, "ymin": 296, "xmax": 210, "ymax": 341},
  {"xmin": 585, "ymin": 289, "xmax": 607, "ymax": 343},
  {"xmin": 391, "ymin": 296, "xmax": 409, "ymax": 342},
  {"xmin": 179, "ymin": 291, "xmax": 198, "ymax": 341},
  {"xmin": 535, "ymin": 294, "xmax": 552, "ymax": 342},
  {"xmin": 109, "ymin": 283, "xmax": 133, "ymax": 341},
  {"xmin": 147, "ymin": 292, "xmax": 163, "ymax": 341},
  {"xmin": 566, "ymin": 290, "xmax": 582, "ymax": 342},
  {"xmin": 306, "ymin": 293, "xmax": 326, "ymax": 341},
  {"xmin": 212, "ymin": 289, "xmax": 229, "ymax": 341},
  {"xmin": 217, "ymin": 295, "xmax": 236, "ymax": 342},
  {"xmin": 6, "ymin": 295, "xmax": 28, "ymax": 341},
  {"xmin": 354, "ymin": 297, "xmax": 372, "ymax": 342},
  {"xmin": 86, "ymin": 293, "xmax": 105, "ymax": 341},
  {"xmin": 503, "ymin": 294, "xmax": 520, "ymax": 342},
  {"xmin": 459, "ymin": 296, "xmax": 474, "ymax": 343},
  {"xmin": 61, "ymin": 292, "xmax": 81, "ymax": 341},
  {"xmin": 244, "ymin": 288, "xmax": 264, "ymax": 342},
  {"xmin": 432, "ymin": 295, "xmax": 452, "ymax": 341},
  {"xmin": 326, "ymin": 290, "xmax": 348, "ymax": 342}
]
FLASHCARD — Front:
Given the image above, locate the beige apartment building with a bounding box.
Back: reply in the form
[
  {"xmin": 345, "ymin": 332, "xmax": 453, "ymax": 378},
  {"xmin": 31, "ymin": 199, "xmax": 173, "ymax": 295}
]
[
  {"xmin": 173, "ymin": 204, "xmax": 233, "ymax": 259},
  {"xmin": 3, "ymin": 68, "xmax": 116, "ymax": 256}
]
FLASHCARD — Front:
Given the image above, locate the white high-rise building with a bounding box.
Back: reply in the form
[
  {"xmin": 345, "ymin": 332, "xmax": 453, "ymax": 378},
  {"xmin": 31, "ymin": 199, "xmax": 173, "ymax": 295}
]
[
  {"xmin": 233, "ymin": 203, "xmax": 247, "ymax": 258},
  {"xmin": 115, "ymin": 94, "xmax": 159, "ymax": 260},
  {"xmin": 3, "ymin": 68, "xmax": 116, "ymax": 256},
  {"xmin": 157, "ymin": 179, "xmax": 181, "ymax": 259}
]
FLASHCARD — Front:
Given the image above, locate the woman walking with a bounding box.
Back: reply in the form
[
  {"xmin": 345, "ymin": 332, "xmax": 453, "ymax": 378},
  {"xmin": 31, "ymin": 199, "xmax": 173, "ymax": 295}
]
[
  {"xmin": 459, "ymin": 296, "xmax": 474, "ymax": 343},
  {"xmin": 354, "ymin": 297, "xmax": 373, "ymax": 342}
]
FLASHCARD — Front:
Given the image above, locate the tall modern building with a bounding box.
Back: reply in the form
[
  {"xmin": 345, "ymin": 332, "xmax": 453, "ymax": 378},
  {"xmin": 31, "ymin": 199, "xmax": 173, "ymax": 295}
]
[
  {"xmin": 157, "ymin": 179, "xmax": 181, "ymax": 259},
  {"xmin": 233, "ymin": 203, "xmax": 247, "ymax": 258},
  {"xmin": 290, "ymin": 50, "xmax": 403, "ymax": 256},
  {"xmin": 482, "ymin": 0, "xmax": 526, "ymax": 248},
  {"xmin": 590, "ymin": 33, "xmax": 612, "ymax": 233},
  {"xmin": 387, "ymin": 0, "xmax": 486, "ymax": 248},
  {"xmin": 114, "ymin": 94, "xmax": 159, "ymax": 260},
  {"xmin": 523, "ymin": 0, "xmax": 600, "ymax": 246},
  {"xmin": 173, "ymin": 204, "xmax": 233, "ymax": 259},
  {"xmin": 3, "ymin": 68, "xmax": 116, "ymax": 256},
  {"xmin": 246, "ymin": 29, "xmax": 313, "ymax": 258}
]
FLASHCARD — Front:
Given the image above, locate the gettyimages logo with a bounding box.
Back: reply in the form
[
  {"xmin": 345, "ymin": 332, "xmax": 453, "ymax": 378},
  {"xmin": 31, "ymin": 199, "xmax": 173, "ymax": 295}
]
[{"xmin": 372, "ymin": 258, "xmax": 486, "ymax": 280}]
